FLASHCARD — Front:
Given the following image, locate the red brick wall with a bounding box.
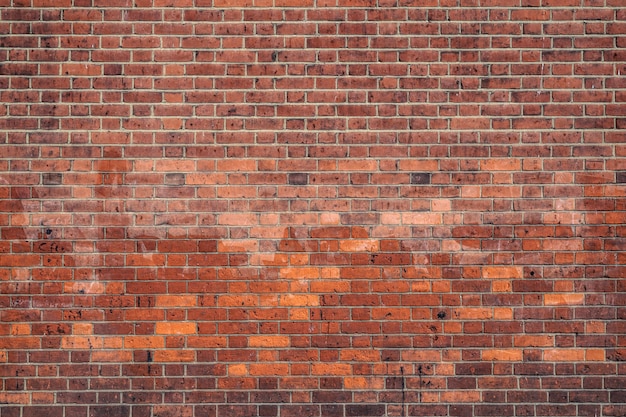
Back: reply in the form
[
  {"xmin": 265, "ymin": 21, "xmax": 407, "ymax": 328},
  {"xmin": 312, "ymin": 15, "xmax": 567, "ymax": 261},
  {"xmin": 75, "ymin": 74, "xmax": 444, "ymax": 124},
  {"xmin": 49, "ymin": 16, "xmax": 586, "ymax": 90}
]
[{"xmin": 1, "ymin": 1, "xmax": 625, "ymax": 416}]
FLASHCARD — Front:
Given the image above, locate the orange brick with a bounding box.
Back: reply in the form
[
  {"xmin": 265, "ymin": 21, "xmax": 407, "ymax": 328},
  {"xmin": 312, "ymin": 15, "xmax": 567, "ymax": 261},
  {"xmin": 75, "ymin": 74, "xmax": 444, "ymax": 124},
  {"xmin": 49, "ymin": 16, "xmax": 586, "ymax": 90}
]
[
  {"xmin": 153, "ymin": 350, "xmax": 195, "ymax": 362},
  {"xmin": 402, "ymin": 350, "xmax": 442, "ymax": 362},
  {"xmin": 339, "ymin": 239, "xmax": 379, "ymax": 252},
  {"xmin": 344, "ymin": 377, "xmax": 385, "ymax": 390},
  {"xmin": 10, "ymin": 324, "xmax": 30, "ymax": 335},
  {"xmin": 289, "ymin": 308, "xmax": 310, "ymax": 320},
  {"xmin": 218, "ymin": 295, "xmax": 258, "ymax": 306},
  {"xmin": 0, "ymin": 392, "xmax": 30, "ymax": 404},
  {"xmin": 61, "ymin": 336, "xmax": 103, "ymax": 349},
  {"xmin": 492, "ymin": 280, "xmax": 512, "ymax": 292},
  {"xmin": 544, "ymin": 293, "xmax": 585, "ymax": 306},
  {"xmin": 481, "ymin": 158, "xmax": 521, "ymax": 171},
  {"xmin": 228, "ymin": 364, "xmax": 248, "ymax": 376},
  {"xmin": 494, "ymin": 308, "xmax": 513, "ymax": 320},
  {"xmin": 402, "ymin": 212, "xmax": 442, "ymax": 225},
  {"xmin": 441, "ymin": 391, "xmax": 480, "ymax": 403},
  {"xmin": 514, "ymin": 335, "xmax": 554, "ymax": 347},
  {"xmin": 279, "ymin": 267, "xmax": 320, "ymax": 279},
  {"xmin": 64, "ymin": 281, "xmax": 105, "ymax": 294},
  {"xmin": 125, "ymin": 336, "xmax": 165, "ymax": 349},
  {"xmin": 482, "ymin": 266, "xmax": 523, "ymax": 279},
  {"xmin": 279, "ymin": 294, "xmax": 319, "ymax": 306},
  {"xmin": 482, "ymin": 349, "xmax": 523, "ymax": 361},
  {"xmin": 185, "ymin": 173, "xmax": 227, "ymax": 184},
  {"xmin": 586, "ymin": 349, "xmax": 605, "ymax": 361},
  {"xmin": 155, "ymin": 295, "xmax": 197, "ymax": 307},
  {"xmin": 544, "ymin": 349, "xmax": 584, "ymax": 361},
  {"xmin": 218, "ymin": 213, "xmax": 258, "ymax": 225},
  {"xmin": 187, "ymin": 336, "xmax": 227, "ymax": 348},
  {"xmin": 249, "ymin": 336, "xmax": 290, "ymax": 348},
  {"xmin": 155, "ymin": 322, "xmax": 196, "ymax": 335},
  {"xmin": 340, "ymin": 349, "xmax": 380, "ymax": 362},
  {"xmin": 73, "ymin": 323, "xmax": 93, "ymax": 335},
  {"xmin": 218, "ymin": 239, "xmax": 259, "ymax": 252},
  {"xmin": 312, "ymin": 363, "xmax": 352, "ymax": 376},
  {"xmin": 249, "ymin": 363, "xmax": 290, "ymax": 376},
  {"xmin": 454, "ymin": 308, "xmax": 492, "ymax": 320}
]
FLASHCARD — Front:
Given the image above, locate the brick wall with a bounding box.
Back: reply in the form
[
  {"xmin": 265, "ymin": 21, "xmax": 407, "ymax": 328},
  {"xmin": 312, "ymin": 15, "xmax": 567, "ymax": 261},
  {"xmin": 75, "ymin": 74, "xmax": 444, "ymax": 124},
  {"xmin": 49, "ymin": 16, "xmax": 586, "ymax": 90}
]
[{"xmin": 1, "ymin": 1, "xmax": 625, "ymax": 416}]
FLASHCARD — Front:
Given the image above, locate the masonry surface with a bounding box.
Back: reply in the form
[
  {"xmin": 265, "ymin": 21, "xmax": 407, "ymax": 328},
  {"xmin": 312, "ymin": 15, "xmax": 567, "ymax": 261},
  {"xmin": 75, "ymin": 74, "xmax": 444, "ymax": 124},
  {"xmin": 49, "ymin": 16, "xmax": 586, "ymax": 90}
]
[{"xmin": 0, "ymin": 1, "xmax": 625, "ymax": 416}]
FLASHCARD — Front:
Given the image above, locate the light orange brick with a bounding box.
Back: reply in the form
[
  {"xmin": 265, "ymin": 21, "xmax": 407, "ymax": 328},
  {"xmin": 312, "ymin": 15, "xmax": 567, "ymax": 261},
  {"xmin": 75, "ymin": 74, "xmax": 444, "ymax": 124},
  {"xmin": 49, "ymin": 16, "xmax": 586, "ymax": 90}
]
[
  {"xmin": 249, "ymin": 336, "xmax": 290, "ymax": 348},
  {"xmin": 344, "ymin": 377, "xmax": 385, "ymax": 390},
  {"xmin": 153, "ymin": 350, "xmax": 195, "ymax": 362},
  {"xmin": 312, "ymin": 363, "xmax": 351, "ymax": 375},
  {"xmin": 514, "ymin": 335, "xmax": 554, "ymax": 347},
  {"xmin": 482, "ymin": 266, "xmax": 523, "ymax": 279},
  {"xmin": 155, "ymin": 322, "xmax": 196, "ymax": 335},
  {"xmin": 339, "ymin": 239, "xmax": 379, "ymax": 252},
  {"xmin": 279, "ymin": 294, "xmax": 319, "ymax": 306},
  {"xmin": 155, "ymin": 295, "xmax": 197, "ymax": 307},
  {"xmin": 125, "ymin": 336, "xmax": 165, "ymax": 349},
  {"xmin": 249, "ymin": 363, "xmax": 290, "ymax": 376},
  {"xmin": 482, "ymin": 349, "xmax": 523, "ymax": 361},
  {"xmin": 279, "ymin": 267, "xmax": 319, "ymax": 279},
  {"xmin": 544, "ymin": 293, "xmax": 585, "ymax": 306},
  {"xmin": 544, "ymin": 349, "xmax": 584, "ymax": 361}
]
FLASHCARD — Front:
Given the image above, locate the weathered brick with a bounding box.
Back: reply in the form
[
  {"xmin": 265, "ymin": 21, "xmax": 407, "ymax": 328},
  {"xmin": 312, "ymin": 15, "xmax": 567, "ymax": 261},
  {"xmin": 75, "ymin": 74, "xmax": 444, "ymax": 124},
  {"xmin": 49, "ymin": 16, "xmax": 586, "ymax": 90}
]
[{"xmin": 0, "ymin": 2, "xmax": 623, "ymax": 416}]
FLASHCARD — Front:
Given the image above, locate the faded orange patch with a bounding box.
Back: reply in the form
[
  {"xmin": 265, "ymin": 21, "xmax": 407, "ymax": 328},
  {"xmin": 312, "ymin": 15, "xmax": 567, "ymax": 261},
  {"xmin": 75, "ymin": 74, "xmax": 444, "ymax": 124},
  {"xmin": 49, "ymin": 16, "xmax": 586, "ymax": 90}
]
[
  {"xmin": 72, "ymin": 323, "xmax": 93, "ymax": 335},
  {"xmin": 187, "ymin": 336, "xmax": 227, "ymax": 348},
  {"xmin": 482, "ymin": 266, "xmax": 523, "ymax": 279},
  {"xmin": 544, "ymin": 293, "xmax": 585, "ymax": 306},
  {"xmin": 10, "ymin": 324, "xmax": 30, "ymax": 335},
  {"xmin": 402, "ymin": 212, "xmax": 442, "ymax": 225},
  {"xmin": 312, "ymin": 363, "xmax": 351, "ymax": 375},
  {"xmin": 155, "ymin": 322, "xmax": 196, "ymax": 335},
  {"xmin": 125, "ymin": 336, "xmax": 165, "ymax": 349},
  {"xmin": 155, "ymin": 295, "xmax": 197, "ymax": 307},
  {"xmin": 279, "ymin": 267, "xmax": 319, "ymax": 279},
  {"xmin": 544, "ymin": 349, "xmax": 584, "ymax": 361},
  {"xmin": 340, "ymin": 349, "xmax": 380, "ymax": 362},
  {"xmin": 344, "ymin": 377, "xmax": 385, "ymax": 390},
  {"xmin": 339, "ymin": 239, "xmax": 379, "ymax": 252},
  {"xmin": 289, "ymin": 308, "xmax": 310, "ymax": 320},
  {"xmin": 279, "ymin": 294, "xmax": 319, "ymax": 306},
  {"xmin": 61, "ymin": 336, "xmax": 102, "ymax": 349},
  {"xmin": 441, "ymin": 391, "xmax": 480, "ymax": 403},
  {"xmin": 218, "ymin": 239, "xmax": 258, "ymax": 252},
  {"xmin": 92, "ymin": 351, "xmax": 132, "ymax": 362},
  {"xmin": 249, "ymin": 363, "xmax": 289, "ymax": 376},
  {"xmin": 228, "ymin": 364, "xmax": 248, "ymax": 376},
  {"xmin": 492, "ymin": 280, "xmax": 512, "ymax": 292},
  {"xmin": 586, "ymin": 349, "xmax": 605, "ymax": 361},
  {"xmin": 514, "ymin": 335, "xmax": 554, "ymax": 347},
  {"xmin": 483, "ymin": 349, "xmax": 523, "ymax": 361},
  {"xmin": 249, "ymin": 336, "xmax": 290, "ymax": 348},
  {"xmin": 494, "ymin": 308, "xmax": 513, "ymax": 320},
  {"xmin": 0, "ymin": 392, "xmax": 30, "ymax": 404},
  {"xmin": 454, "ymin": 308, "xmax": 492, "ymax": 320},
  {"xmin": 64, "ymin": 281, "xmax": 105, "ymax": 294},
  {"xmin": 153, "ymin": 350, "xmax": 195, "ymax": 362}
]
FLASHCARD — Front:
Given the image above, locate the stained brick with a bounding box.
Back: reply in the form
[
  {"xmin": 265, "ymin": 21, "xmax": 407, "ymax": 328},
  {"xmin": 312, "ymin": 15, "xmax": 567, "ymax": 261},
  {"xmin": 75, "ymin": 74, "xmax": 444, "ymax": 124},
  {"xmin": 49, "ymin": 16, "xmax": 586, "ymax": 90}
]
[{"xmin": 0, "ymin": 2, "xmax": 623, "ymax": 416}]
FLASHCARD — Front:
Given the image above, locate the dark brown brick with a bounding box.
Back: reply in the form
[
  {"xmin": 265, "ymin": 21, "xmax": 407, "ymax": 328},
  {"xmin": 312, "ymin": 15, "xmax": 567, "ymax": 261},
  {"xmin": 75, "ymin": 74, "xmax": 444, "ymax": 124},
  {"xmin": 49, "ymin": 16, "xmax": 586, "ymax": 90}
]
[
  {"xmin": 410, "ymin": 172, "xmax": 431, "ymax": 184},
  {"xmin": 288, "ymin": 173, "xmax": 308, "ymax": 185},
  {"xmin": 42, "ymin": 172, "xmax": 63, "ymax": 185}
]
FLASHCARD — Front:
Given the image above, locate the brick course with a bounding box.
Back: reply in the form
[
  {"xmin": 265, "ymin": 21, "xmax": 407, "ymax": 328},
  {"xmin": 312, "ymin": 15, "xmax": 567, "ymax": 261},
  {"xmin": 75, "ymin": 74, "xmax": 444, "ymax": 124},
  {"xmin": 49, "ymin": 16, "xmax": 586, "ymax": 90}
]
[{"xmin": 1, "ymin": 1, "xmax": 625, "ymax": 416}]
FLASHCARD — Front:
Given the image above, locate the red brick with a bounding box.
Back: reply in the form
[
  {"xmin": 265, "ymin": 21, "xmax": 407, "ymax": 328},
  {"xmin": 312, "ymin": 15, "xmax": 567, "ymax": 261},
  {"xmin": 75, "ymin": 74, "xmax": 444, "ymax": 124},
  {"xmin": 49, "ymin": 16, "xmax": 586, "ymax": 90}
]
[{"xmin": 0, "ymin": 2, "xmax": 623, "ymax": 415}]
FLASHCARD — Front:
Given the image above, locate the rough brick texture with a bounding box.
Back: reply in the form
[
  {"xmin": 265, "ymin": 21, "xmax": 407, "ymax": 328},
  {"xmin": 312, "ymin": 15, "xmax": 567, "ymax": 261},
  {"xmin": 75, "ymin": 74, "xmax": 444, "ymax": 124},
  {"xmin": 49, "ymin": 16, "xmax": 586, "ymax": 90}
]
[{"xmin": 1, "ymin": 1, "xmax": 625, "ymax": 416}]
